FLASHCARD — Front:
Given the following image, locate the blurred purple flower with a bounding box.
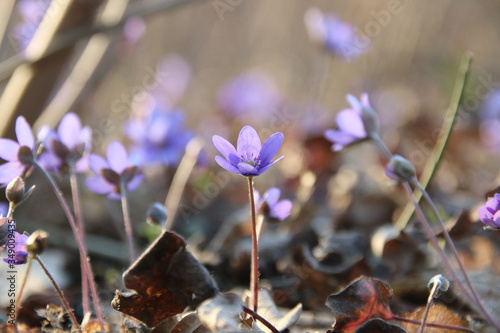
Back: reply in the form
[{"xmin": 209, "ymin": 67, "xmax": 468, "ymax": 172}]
[
  {"xmin": 255, "ymin": 187, "xmax": 292, "ymax": 221},
  {"xmin": 217, "ymin": 71, "xmax": 281, "ymax": 118},
  {"xmin": 479, "ymin": 89, "xmax": 500, "ymax": 152},
  {"xmin": 2, "ymin": 232, "xmax": 29, "ymax": 265},
  {"xmin": 124, "ymin": 106, "xmax": 193, "ymax": 167},
  {"xmin": 85, "ymin": 141, "xmax": 143, "ymax": 199},
  {"xmin": 0, "ymin": 203, "xmax": 8, "ymax": 217},
  {"xmin": 37, "ymin": 113, "xmax": 91, "ymax": 174},
  {"xmin": 122, "ymin": 16, "xmax": 146, "ymax": 46},
  {"xmin": 304, "ymin": 7, "xmax": 367, "ymax": 60},
  {"xmin": 13, "ymin": 0, "xmax": 50, "ymax": 50},
  {"xmin": 324, "ymin": 94, "xmax": 371, "ymax": 151},
  {"xmin": 156, "ymin": 55, "xmax": 192, "ymax": 108},
  {"xmin": 213, "ymin": 126, "xmax": 284, "ymax": 176},
  {"xmin": 0, "ymin": 116, "xmax": 36, "ymax": 187},
  {"xmin": 384, "ymin": 155, "xmax": 415, "ymax": 182},
  {"xmin": 478, "ymin": 193, "xmax": 500, "ymax": 228}
]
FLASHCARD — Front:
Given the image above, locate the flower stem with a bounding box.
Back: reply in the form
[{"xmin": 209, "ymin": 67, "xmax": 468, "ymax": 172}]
[
  {"xmin": 35, "ymin": 255, "xmax": 82, "ymax": 332},
  {"xmin": 120, "ymin": 183, "xmax": 136, "ymax": 264},
  {"xmin": 242, "ymin": 305, "xmax": 279, "ymax": 333},
  {"xmin": 15, "ymin": 254, "xmax": 33, "ymax": 325},
  {"xmin": 414, "ymin": 180, "xmax": 500, "ymax": 330},
  {"xmin": 247, "ymin": 176, "xmax": 259, "ymax": 312},
  {"xmin": 33, "ymin": 161, "xmax": 105, "ymax": 328},
  {"xmin": 69, "ymin": 167, "xmax": 90, "ymax": 316}
]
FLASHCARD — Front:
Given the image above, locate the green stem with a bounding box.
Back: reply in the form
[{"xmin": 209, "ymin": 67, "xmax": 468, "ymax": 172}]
[
  {"xmin": 247, "ymin": 176, "xmax": 259, "ymax": 312},
  {"xmin": 35, "ymin": 256, "xmax": 82, "ymax": 332},
  {"xmin": 33, "ymin": 161, "xmax": 105, "ymax": 328},
  {"xmin": 395, "ymin": 53, "xmax": 472, "ymax": 230},
  {"xmin": 120, "ymin": 183, "xmax": 136, "ymax": 264}
]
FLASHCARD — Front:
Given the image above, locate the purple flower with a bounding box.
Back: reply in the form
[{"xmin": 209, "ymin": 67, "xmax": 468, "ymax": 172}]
[
  {"xmin": 304, "ymin": 7, "xmax": 367, "ymax": 60},
  {"xmin": 2, "ymin": 232, "xmax": 29, "ymax": 265},
  {"xmin": 324, "ymin": 94, "xmax": 371, "ymax": 151},
  {"xmin": 255, "ymin": 188, "xmax": 292, "ymax": 221},
  {"xmin": 213, "ymin": 126, "xmax": 284, "ymax": 176},
  {"xmin": 478, "ymin": 194, "xmax": 500, "ymax": 228},
  {"xmin": 384, "ymin": 155, "xmax": 416, "ymax": 182},
  {"xmin": 217, "ymin": 71, "xmax": 281, "ymax": 118},
  {"xmin": 479, "ymin": 89, "xmax": 500, "ymax": 152},
  {"xmin": 124, "ymin": 107, "xmax": 193, "ymax": 167},
  {"xmin": 13, "ymin": 0, "xmax": 50, "ymax": 50},
  {"xmin": 0, "ymin": 203, "xmax": 8, "ymax": 217},
  {"xmin": 0, "ymin": 116, "xmax": 36, "ymax": 187},
  {"xmin": 37, "ymin": 112, "xmax": 91, "ymax": 174},
  {"xmin": 85, "ymin": 141, "xmax": 143, "ymax": 199}
]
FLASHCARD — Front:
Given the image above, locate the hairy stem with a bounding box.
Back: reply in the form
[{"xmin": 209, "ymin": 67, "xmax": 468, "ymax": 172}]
[
  {"xmin": 242, "ymin": 305, "xmax": 279, "ymax": 333},
  {"xmin": 15, "ymin": 254, "xmax": 33, "ymax": 325},
  {"xmin": 35, "ymin": 256, "xmax": 82, "ymax": 332},
  {"xmin": 247, "ymin": 176, "xmax": 259, "ymax": 312},
  {"xmin": 120, "ymin": 183, "xmax": 136, "ymax": 264}
]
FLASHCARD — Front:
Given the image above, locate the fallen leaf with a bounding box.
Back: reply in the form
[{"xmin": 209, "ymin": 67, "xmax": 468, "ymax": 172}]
[
  {"xmin": 398, "ymin": 303, "xmax": 470, "ymax": 333},
  {"xmin": 112, "ymin": 231, "xmax": 219, "ymax": 327},
  {"xmin": 196, "ymin": 293, "xmax": 243, "ymax": 332},
  {"xmin": 325, "ymin": 276, "xmax": 394, "ymax": 333},
  {"xmin": 355, "ymin": 318, "xmax": 406, "ymax": 333},
  {"xmin": 254, "ymin": 289, "xmax": 302, "ymax": 333}
]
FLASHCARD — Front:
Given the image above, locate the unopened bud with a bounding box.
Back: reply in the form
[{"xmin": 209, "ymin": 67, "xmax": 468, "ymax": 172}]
[
  {"xmin": 361, "ymin": 106, "xmax": 379, "ymax": 137},
  {"xmin": 146, "ymin": 202, "xmax": 168, "ymax": 228},
  {"xmin": 26, "ymin": 230, "xmax": 49, "ymax": 255},
  {"xmin": 385, "ymin": 155, "xmax": 416, "ymax": 182},
  {"xmin": 427, "ymin": 274, "xmax": 449, "ymax": 299},
  {"xmin": 6, "ymin": 177, "xmax": 35, "ymax": 210}
]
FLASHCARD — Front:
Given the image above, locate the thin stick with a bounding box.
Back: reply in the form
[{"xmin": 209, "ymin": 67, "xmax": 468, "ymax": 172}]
[
  {"xmin": 120, "ymin": 183, "xmax": 136, "ymax": 264},
  {"xmin": 395, "ymin": 53, "xmax": 472, "ymax": 230},
  {"xmin": 242, "ymin": 305, "xmax": 279, "ymax": 333},
  {"xmin": 69, "ymin": 168, "xmax": 90, "ymax": 316},
  {"xmin": 247, "ymin": 176, "xmax": 259, "ymax": 312},
  {"xmin": 35, "ymin": 256, "xmax": 82, "ymax": 332},
  {"xmin": 419, "ymin": 282, "xmax": 439, "ymax": 333},
  {"xmin": 34, "ymin": 161, "xmax": 105, "ymax": 328}
]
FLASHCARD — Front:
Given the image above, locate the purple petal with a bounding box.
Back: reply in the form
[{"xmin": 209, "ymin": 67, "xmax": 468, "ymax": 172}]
[
  {"xmin": 58, "ymin": 113, "xmax": 81, "ymax": 149},
  {"xmin": 270, "ymin": 199, "xmax": 292, "ymax": 220},
  {"xmin": 259, "ymin": 132, "xmax": 284, "ymax": 166},
  {"xmin": 85, "ymin": 176, "xmax": 114, "ymax": 195},
  {"xmin": 256, "ymin": 155, "xmax": 284, "ymax": 174},
  {"xmin": 126, "ymin": 174, "xmax": 144, "ymax": 192},
  {"xmin": 237, "ymin": 126, "xmax": 261, "ymax": 156},
  {"xmin": 88, "ymin": 154, "xmax": 109, "ymax": 175},
  {"xmin": 336, "ymin": 109, "xmax": 366, "ymax": 138},
  {"xmin": 213, "ymin": 135, "xmax": 239, "ymax": 165},
  {"xmin": 360, "ymin": 93, "xmax": 371, "ymax": 108},
  {"xmin": 15, "ymin": 116, "xmax": 34, "ymax": 149},
  {"xmin": 215, "ymin": 155, "xmax": 241, "ymax": 174},
  {"xmin": 0, "ymin": 162, "xmax": 24, "ymax": 187},
  {"xmin": 79, "ymin": 126, "xmax": 92, "ymax": 151},
  {"xmin": 0, "ymin": 139, "xmax": 20, "ymax": 161},
  {"xmin": 107, "ymin": 141, "xmax": 129, "ymax": 173},
  {"xmin": 263, "ymin": 188, "xmax": 281, "ymax": 207},
  {"xmin": 74, "ymin": 156, "xmax": 89, "ymax": 173},
  {"xmin": 324, "ymin": 129, "xmax": 358, "ymax": 145},
  {"xmin": 237, "ymin": 162, "xmax": 258, "ymax": 175},
  {"xmin": 492, "ymin": 210, "xmax": 500, "ymax": 227},
  {"xmin": 37, "ymin": 126, "xmax": 55, "ymax": 144},
  {"xmin": 346, "ymin": 94, "xmax": 362, "ymax": 111}
]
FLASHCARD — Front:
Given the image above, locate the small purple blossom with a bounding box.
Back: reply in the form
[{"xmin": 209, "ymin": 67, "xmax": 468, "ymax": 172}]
[
  {"xmin": 324, "ymin": 94, "xmax": 371, "ymax": 151},
  {"xmin": 217, "ymin": 71, "xmax": 281, "ymax": 118},
  {"xmin": 2, "ymin": 232, "xmax": 29, "ymax": 265},
  {"xmin": 304, "ymin": 7, "xmax": 367, "ymax": 60},
  {"xmin": 384, "ymin": 155, "xmax": 416, "ymax": 182},
  {"xmin": 85, "ymin": 141, "xmax": 143, "ymax": 199},
  {"xmin": 0, "ymin": 116, "xmax": 36, "ymax": 187},
  {"xmin": 213, "ymin": 126, "xmax": 284, "ymax": 176},
  {"xmin": 255, "ymin": 188, "xmax": 292, "ymax": 221},
  {"xmin": 13, "ymin": 0, "xmax": 50, "ymax": 50},
  {"xmin": 37, "ymin": 112, "xmax": 92, "ymax": 174},
  {"xmin": 479, "ymin": 89, "xmax": 500, "ymax": 152},
  {"xmin": 478, "ymin": 194, "xmax": 500, "ymax": 228}
]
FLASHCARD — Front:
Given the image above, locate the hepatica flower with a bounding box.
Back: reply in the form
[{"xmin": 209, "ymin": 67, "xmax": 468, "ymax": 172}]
[
  {"xmin": 2, "ymin": 232, "xmax": 29, "ymax": 265},
  {"xmin": 213, "ymin": 126, "xmax": 284, "ymax": 176},
  {"xmin": 85, "ymin": 141, "xmax": 143, "ymax": 199},
  {"xmin": 325, "ymin": 94, "xmax": 373, "ymax": 151},
  {"xmin": 478, "ymin": 194, "xmax": 500, "ymax": 228},
  {"xmin": 0, "ymin": 116, "xmax": 36, "ymax": 187},
  {"xmin": 255, "ymin": 188, "xmax": 292, "ymax": 221},
  {"xmin": 37, "ymin": 112, "xmax": 91, "ymax": 174}
]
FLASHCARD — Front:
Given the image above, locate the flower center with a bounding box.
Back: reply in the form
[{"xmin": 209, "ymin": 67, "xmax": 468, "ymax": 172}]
[{"xmin": 240, "ymin": 152, "xmax": 261, "ymax": 168}]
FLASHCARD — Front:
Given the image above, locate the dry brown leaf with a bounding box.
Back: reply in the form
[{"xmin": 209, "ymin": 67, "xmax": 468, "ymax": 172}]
[{"xmin": 398, "ymin": 303, "xmax": 470, "ymax": 333}]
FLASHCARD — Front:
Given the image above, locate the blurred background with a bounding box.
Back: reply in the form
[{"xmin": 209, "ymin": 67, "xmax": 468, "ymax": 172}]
[{"xmin": 2, "ymin": 0, "xmax": 500, "ymax": 328}]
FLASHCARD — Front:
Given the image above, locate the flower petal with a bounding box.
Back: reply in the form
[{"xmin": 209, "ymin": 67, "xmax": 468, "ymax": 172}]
[
  {"xmin": 16, "ymin": 116, "xmax": 34, "ymax": 149},
  {"xmin": 256, "ymin": 155, "xmax": 284, "ymax": 175},
  {"xmin": 58, "ymin": 113, "xmax": 81, "ymax": 149},
  {"xmin": 107, "ymin": 141, "xmax": 129, "ymax": 173},
  {"xmin": 360, "ymin": 93, "xmax": 371, "ymax": 108},
  {"xmin": 237, "ymin": 126, "xmax": 261, "ymax": 156},
  {"xmin": 270, "ymin": 199, "xmax": 292, "ymax": 220},
  {"xmin": 324, "ymin": 129, "xmax": 357, "ymax": 145},
  {"xmin": 237, "ymin": 162, "xmax": 258, "ymax": 175},
  {"xmin": 85, "ymin": 176, "xmax": 114, "ymax": 195},
  {"xmin": 263, "ymin": 188, "xmax": 281, "ymax": 207},
  {"xmin": 0, "ymin": 139, "xmax": 20, "ymax": 161},
  {"xmin": 213, "ymin": 135, "xmax": 239, "ymax": 165},
  {"xmin": 259, "ymin": 132, "xmax": 284, "ymax": 166},
  {"xmin": 215, "ymin": 155, "xmax": 241, "ymax": 174},
  {"xmin": 127, "ymin": 174, "xmax": 144, "ymax": 192},
  {"xmin": 0, "ymin": 162, "xmax": 24, "ymax": 187},
  {"xmin": 88, "ymin": 154, "xmax": 109, "ymax": 175},
  {"xmin": 346, "ymin": 94, "xmax": 362, "ymax": 111},
  {"xmin": 336, "ymin": 109, "xmax": 366, "ymax": 138}
]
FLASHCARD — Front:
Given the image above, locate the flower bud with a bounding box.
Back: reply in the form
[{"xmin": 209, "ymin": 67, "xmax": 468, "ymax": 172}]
[
  {"xmin": 146, "ymin": 202, "xmax": 168, "ymax": 228},
  {"xmin": 385, "ymin": 155, "xmax": 416, "ymax": 182},
  {"xmin": 26, "ymin": 230, "xmax": 49, "ymax": 256},
  {"xmin": 361, "ymin": 106, "xmax": 379, "ymax": 137},
  {"xmin": 5, "ymin": 177, "xmax": 36, "ymax": 209},
  {"xmin": 427, "ymin": 274, "xmax": 449, "ymax": 298}
]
